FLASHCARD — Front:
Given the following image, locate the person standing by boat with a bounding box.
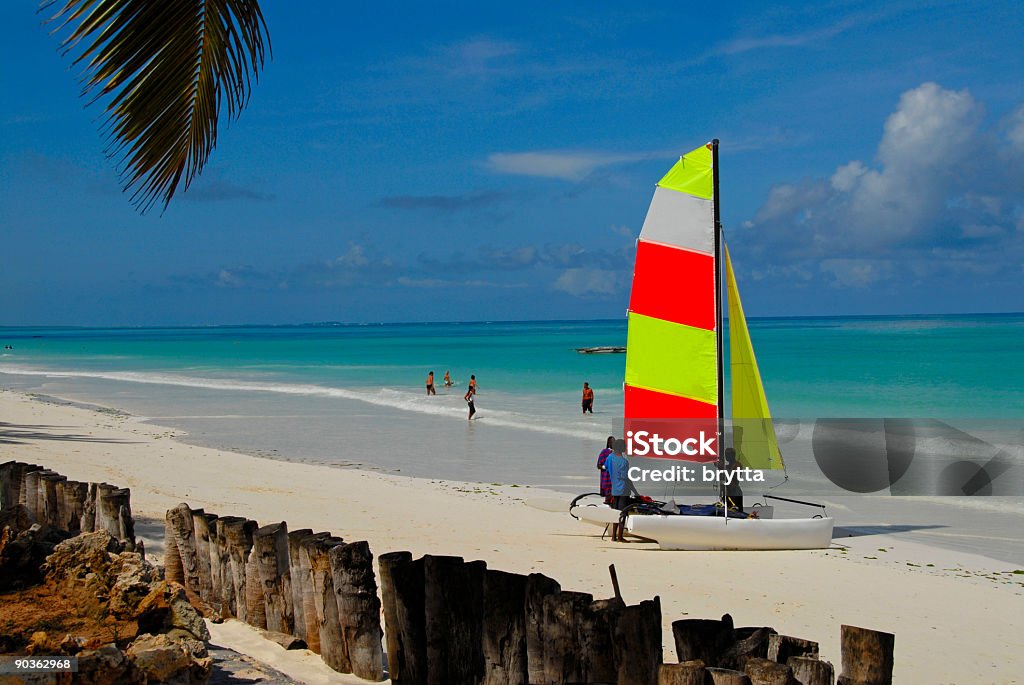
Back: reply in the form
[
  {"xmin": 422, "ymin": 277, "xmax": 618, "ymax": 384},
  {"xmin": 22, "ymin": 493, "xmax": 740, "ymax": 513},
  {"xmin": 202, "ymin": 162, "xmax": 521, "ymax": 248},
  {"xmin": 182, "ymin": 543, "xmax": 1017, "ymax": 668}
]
[
  {"xmin": 464, "ymin": 383, "xmax": 476, "ymax": 420},
  {"xmin": 724, "ymin": 447, "xmax": 744, "ymax": 512},
  {"xmin": 426, "ymin": 371, "xmax": 436, "ymax": 396},
  {"xmin": 581, "ymin": 382, "xmax": 595, "ymax": 414},
  {"xmin": 596, "ymin": 436, "xmax": 615, "ymax": 503},
  {"xmin": 606, "ymin": 439, "xmax": 639, "ymax": 542}
]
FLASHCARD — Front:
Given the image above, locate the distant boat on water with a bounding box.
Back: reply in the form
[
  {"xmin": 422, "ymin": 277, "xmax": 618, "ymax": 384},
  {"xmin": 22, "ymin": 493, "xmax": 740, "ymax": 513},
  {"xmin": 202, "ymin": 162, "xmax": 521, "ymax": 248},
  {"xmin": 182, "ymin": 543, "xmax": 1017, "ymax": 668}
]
[{"xmin": 575, "ymin": 346, "xmax": 626, "ymax": 354}]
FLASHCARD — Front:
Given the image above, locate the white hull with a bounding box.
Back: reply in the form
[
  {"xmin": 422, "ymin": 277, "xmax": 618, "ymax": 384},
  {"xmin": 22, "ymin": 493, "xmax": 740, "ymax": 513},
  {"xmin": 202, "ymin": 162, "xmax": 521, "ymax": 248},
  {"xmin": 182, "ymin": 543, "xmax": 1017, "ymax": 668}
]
[{"xmin": 627, "ymin": 514, "xmax": 834, "ymax": 551}]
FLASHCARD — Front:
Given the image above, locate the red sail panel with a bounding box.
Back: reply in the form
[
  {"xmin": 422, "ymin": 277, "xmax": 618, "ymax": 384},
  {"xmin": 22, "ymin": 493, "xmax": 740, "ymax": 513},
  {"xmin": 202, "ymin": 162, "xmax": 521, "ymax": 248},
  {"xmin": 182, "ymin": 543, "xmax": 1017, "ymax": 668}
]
[
  {"xmin": 628, "ymin": 240, "xmax": 716, "ymax": 331},
  {"xmin": 624, "ymin": 384, "xmax": 717, "ymax": 419}
]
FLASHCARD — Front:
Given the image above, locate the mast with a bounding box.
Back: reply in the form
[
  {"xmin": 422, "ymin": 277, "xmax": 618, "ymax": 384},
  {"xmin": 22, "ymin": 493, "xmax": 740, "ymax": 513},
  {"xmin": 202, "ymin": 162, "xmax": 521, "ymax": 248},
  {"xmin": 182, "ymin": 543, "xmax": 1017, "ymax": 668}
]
[{"xmin": 711, "ymin": 139, "xmax": 726, "ymax": 517}]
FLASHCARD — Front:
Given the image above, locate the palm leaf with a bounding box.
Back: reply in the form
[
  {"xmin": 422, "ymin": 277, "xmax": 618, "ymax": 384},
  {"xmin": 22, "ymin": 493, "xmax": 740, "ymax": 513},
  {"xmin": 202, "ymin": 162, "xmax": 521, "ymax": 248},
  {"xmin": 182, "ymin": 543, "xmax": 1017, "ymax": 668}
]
[{"xmin": 44, "ymin": 0, "xmax": 270, "ymax": 213}]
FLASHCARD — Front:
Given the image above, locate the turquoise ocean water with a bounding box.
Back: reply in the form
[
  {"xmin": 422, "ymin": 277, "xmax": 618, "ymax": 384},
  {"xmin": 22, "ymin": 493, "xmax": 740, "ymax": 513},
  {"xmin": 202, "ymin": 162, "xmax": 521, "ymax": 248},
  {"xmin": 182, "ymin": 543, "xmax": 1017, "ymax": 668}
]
[
  {"xmin": 3, "ymin": 314, "xmax": 1023, "ymax": 562},
  {"xmin": 2, "ymin": 313, "xmax": 1022, "ymax": 420}
]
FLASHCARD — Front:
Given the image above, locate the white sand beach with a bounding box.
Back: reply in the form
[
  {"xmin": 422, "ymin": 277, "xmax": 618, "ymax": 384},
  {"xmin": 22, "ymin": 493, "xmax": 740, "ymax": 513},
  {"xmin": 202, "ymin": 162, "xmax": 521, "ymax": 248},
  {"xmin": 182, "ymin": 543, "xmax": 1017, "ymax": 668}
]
[{"xmin": 2, "ymin": 388, "xmax": 1022, "ymax": 684}]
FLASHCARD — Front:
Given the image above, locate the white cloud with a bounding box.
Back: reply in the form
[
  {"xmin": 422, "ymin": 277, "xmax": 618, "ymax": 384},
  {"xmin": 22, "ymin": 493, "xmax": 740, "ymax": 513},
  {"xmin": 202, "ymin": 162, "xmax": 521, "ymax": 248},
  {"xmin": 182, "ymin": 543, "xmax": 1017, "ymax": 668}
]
[
  {"xmin": 741, "ymin": 82, "xmax": 1024, "ymax": 293},
  {"xmin": 553, "ymin": 267, "xmax": 624, "ymax": 297},
  {"xmin": 485, "ymin": 150, "xmax": 657, "ymax": 181}
]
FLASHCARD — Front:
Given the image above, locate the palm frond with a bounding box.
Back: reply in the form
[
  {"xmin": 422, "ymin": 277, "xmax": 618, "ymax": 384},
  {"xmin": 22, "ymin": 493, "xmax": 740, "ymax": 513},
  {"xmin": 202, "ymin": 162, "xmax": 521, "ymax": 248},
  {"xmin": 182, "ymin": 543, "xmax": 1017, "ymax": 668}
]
[{"xmin": 44, "ymin": 0, "xmax": 270, "ymax": 214}]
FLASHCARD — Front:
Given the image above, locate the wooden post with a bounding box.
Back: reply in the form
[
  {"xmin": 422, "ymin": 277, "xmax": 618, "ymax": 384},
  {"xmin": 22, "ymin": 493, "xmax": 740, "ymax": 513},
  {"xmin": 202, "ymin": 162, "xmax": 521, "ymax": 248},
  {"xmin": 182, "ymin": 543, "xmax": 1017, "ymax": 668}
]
[
  {"xmin": 330, "ymin": 541, "xmax": 384, "ymax": 681},
  {"xmin": 62, "ymin": 480, "xmax": 88, "ymax": 534},
  {"xmin": 722, "ymin": 627, "xmax": 776, "ymax": 671},
  {"xmin": 541, "ymin": 590, "xmax": 594, "ymax": 684},
  {"xmin": 673, "ymin": 615, "xmax": 735, "ymax": 667},
  {"xmin": 221, "ymin": 517, "xmax": 257, "ymax": 621},
  {"xmin": 246, "ymin": 543, "xmax": 268, "ymax": 629},
  {"xmin": 767, "ymin": 635, "xmax": 818, "ymax": 664},
  {"xmin": 166, "ymin": 503, "xmax": 202, "ymax": 595},
  {"xmin": 22, "ymin": 469, "xmax": 42, "ymax": 520},
  {"xmin": 40, "ymin": 472, "xmax": 65, "ymax": 529},
  {"xmin": 707, "ymin": 668, "xmax": 753, "ymax": 684},
  {"xmin": 164, "ymin": 518, "xmax": 185, "ymax": 585},
  {"xmin": 524, "ymin": 572, "xmax": 560, "ymax": 684},
  {"xmin": 744, "ymin": 657, "xmax": 796, "ymax": 685},
  {"xmin": 211, "ymin": 515, "xmax": 235, "ymax": 617},
  {"xmin": 481, "ymin": 569, "xmax": 528, "ymax": 685},
  {"xmin": 0, "ymin": 461, "xmax": 18, "ymax": 509},
  {"xmin": 837, "ymin": 625, "xmax": 894, "ymax": 685},
  {"xmin": 788, "ymin": 657, "xmax": 834, "ymax": 685},
  {"xmin": 93, "ymin": 483, "xmax": 118, "ymax": 536},
  {"xmin": 287, "ymin": 528, "xmax": 314, "ymax": 643},
  {"xmin": 191, "ymin": 508, "xmax": 214, "ymax": 601},
  {"xmin": 202, "ymin": 512, "xmax": 222, "ymax": 610},
  {"xmin": 254, "ymin": 521, "xmax": 294, "ymax": 635},
  {"xmin": 613, "ymin": 597, "xmax": 662, "ymax": 685},
  {"xmin": 295, "ymin": 531, "xmax": 331, "ymax": 652},
  {"xmin": 16, "ymin": 464, "xmax": 43, "ymax": 509},
  {"xmin": 81, "ymin": 483, "xmax": 97, "ymax": 533},
  {"xmin": 423, "ymin": 555, "xmax": 486, "ymax": 685},
  {"xmin": 659, "ymin": 661, "xmax": 708, "ymax": 685},
  {"xmin": 304, "ymin": 534, "xmax": 350, "ymax": 672},
  {"xmin": 378, "ymin": 551, "xmax": 423, "ymax": 685},
  {"xmin": 579, "ymin": 597, "xmax": 622, "ymax": 684}
]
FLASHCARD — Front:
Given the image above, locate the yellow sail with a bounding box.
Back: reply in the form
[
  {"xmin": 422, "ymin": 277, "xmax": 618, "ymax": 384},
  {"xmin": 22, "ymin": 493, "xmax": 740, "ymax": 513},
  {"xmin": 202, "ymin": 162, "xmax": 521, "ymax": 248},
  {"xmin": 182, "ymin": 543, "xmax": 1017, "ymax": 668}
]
[{"xmin": 725, "ymin": 245, "xmax": 784, "ymax": 470}]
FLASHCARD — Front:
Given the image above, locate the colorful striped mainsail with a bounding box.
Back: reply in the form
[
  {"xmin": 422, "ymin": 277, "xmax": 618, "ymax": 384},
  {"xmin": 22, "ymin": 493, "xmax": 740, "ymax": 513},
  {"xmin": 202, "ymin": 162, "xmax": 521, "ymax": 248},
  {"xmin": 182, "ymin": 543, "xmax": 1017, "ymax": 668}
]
[{"xmin": 624, "ymin": 144, "xmax": 719, "ymax": 422}]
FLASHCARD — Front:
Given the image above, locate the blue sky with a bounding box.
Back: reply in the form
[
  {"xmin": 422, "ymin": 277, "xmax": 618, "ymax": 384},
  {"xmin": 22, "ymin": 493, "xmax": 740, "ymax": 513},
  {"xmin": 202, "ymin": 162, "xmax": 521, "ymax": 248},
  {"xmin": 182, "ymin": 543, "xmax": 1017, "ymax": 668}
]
[{"xmin": 1, "ymin": 1, "xmax": 1022, "ymax": 325}]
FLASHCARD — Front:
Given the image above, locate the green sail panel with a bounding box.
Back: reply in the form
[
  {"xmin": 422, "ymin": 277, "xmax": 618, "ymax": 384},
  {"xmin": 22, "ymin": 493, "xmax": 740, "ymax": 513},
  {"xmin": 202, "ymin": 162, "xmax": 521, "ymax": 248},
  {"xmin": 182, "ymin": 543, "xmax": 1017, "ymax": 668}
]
[
  {"xmin": 726, "ymin": 246, "xmax": 784, "ymax": 471},
  {"xmin": 657, "ymin": 144, "xmax": 713, "ymax": 200},
  {"xmin": 625, "ymin": 311, "xmax": 718, "ymax": 406}
]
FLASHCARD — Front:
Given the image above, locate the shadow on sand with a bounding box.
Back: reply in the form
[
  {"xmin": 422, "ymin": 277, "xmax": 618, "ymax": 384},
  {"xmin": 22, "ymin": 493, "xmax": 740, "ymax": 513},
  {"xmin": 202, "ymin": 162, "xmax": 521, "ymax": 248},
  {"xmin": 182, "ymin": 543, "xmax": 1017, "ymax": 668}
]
[
  {"xmin": 833, "ymin": 524, "xmax": 949, "ymax": 538},
  {"xmin": 0, "ymin": 421, "xmax": 139, "ymax": 446}
]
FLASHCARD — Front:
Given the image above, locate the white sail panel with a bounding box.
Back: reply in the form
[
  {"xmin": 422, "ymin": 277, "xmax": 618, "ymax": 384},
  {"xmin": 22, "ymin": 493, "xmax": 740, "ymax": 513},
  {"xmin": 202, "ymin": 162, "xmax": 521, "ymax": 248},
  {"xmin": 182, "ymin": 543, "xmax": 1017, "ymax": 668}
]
[{"xmin": 639, "ymin": 186, "xmax": 714, "ymax": 255}]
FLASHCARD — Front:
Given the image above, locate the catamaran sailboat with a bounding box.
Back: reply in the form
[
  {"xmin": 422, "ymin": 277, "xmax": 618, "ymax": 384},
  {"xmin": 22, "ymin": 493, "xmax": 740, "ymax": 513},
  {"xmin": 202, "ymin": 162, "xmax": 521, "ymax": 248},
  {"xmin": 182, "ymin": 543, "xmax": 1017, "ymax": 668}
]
[{"xmin": 572, "ymin": 140, "xmax": 834, "ymax": 551}]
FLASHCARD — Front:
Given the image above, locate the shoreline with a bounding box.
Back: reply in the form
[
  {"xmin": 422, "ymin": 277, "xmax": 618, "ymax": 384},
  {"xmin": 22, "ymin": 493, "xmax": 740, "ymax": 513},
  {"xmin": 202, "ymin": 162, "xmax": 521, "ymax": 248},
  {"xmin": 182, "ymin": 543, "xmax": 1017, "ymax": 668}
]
[{"xmin": 2, "ymin": 387, "xmax": 1023, "ymax": 683}]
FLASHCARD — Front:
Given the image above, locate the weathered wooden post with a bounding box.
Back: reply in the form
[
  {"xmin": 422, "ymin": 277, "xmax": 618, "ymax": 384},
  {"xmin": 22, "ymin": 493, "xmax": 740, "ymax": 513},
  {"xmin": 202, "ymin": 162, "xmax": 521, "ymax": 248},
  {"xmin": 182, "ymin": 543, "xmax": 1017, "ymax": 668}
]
[
  {"xmin": 707, "ymin": 668, "xmax": 753, "ymax": 684},
  {"xmin": 164, "ymin": 518, "xmax": 185, "ymax": 585},
  {"xmin": 93, "ymin": 483, "xmax": 118, "ymax": 535},
  {"xmin": 295, "ymin": 531, "xmax": 331, "ymax": 651},
  {"xmin": 304, "ymin": 534, "xmax": 349, "ymax": 672},
  {"xmin": 287, "ymin": 528, "xmax": 314, "ymax": 643},
  {"xmin": 246, "ymin": 543, "xmax": 268, "ymax": 629},
  {"xmin": 788, "ymin": 656, "xmax": 834, "ymax": 685},
  {"xmin": 61, "ymin": 480, "xmax": 88, "ymax": 533},
  {"xmin": 580, "ymin": 597, "xmax": 622, "ymax": 683},
  {"xmin": 379, "ymin": 551, "xmax": 423, "ymax": 685},
  {"xmin": 673, "ymin": 615, "xmax": 735, "ymax": 667},
  {"xmin": 0, "ymin": 461, "xmax": 18, "ymax": 509},
  {"xmin": 541, "ymin": 590, "xmax": 594, "ymax": 684},
  {"xmin": 423, "ymin": 555, "xmax": 485, "ymax": 685},
  {"xmin": 659, "ymin": 661, "xmax": 708, "ymax": 685},
  {"xmin": 613, "ymin": 596, "xmax": 662, "ymax": 685},
  {"xmin": 191, "ymin": 508, "xmax": 215, "ymax": 601},
  {"xmin": 222, "ymin": 517, "xmax": 258, "ymax": 621},
  {"xmin": 254, "ymin": 521, "xmax": 294, "ymax": 636},
  {"xmin": 524, "ymin": 572, "xmax": 560, "ymax": 684},
  {"xmin": 166, "ymin": 503, "xmax": 202, "ymax": 594},
  {"xmin": 330, "ymin": 541, "xmax": 384, "ymax": 681},
  {"xmin": 16, "ymin": 464, "xmax": 43, "ymax": 509},
  {"xmin": 210, "ymin": 515, "xmax": 233, "ymax": 616},
  {"xmin": 81, "ymin": 483, "xmax": 97, "ymax": 532},
  {"xmin": 40, "ymin": 472, "xmax": 65, "ymax": 528},
  {"xmin": 767, "ymin": 635, "xmax": 818, "ymax": 664},
  {"xmin": 481, "ymin": 569, "xmax": 528, "ymax": 685},
  {"xmin": 837, "ymin": 625, "xmax": 894, "ymax": 685},
  {"xmin": 22, "ymin": 469, "xmax": 42, "ymax": 520},
  {"xmin": 744, "ymin": 657, "xmax": 796, "ymax": 685}
]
